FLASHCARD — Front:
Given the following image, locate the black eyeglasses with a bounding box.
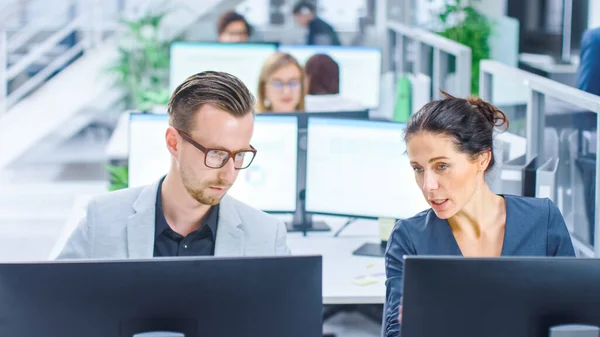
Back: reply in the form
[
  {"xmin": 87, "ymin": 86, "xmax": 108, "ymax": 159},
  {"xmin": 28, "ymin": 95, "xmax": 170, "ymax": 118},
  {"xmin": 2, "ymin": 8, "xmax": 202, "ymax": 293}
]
[{"xmin": 176, "ymin": 129, "xmax": 257, "ymax": 170}]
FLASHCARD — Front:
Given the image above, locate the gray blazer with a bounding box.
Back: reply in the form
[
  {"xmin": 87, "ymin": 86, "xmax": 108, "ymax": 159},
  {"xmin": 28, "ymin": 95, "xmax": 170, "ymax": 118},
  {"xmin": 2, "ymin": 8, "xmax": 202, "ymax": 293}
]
[{"xmin": 57, "ymin": 180, "xmax": 291, "ymax": 259}]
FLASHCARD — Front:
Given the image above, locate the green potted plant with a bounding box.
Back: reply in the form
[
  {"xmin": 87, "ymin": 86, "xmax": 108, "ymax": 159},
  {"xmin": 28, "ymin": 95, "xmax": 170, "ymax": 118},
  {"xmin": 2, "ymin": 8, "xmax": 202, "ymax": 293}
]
[
  {"xmin": 105, "ymin": 9, "xmax": 174, "ymax": 191},
  {"xmin": 108, "ymin": 9, "xmax": 172, "ymax": 111},
  {"xmin": 436, "ymin": 0, "xmax": 492, "ymax": 96},
  {"xmin": 107, "ymin": 165, "xmax": 129, "ymax": 191}
]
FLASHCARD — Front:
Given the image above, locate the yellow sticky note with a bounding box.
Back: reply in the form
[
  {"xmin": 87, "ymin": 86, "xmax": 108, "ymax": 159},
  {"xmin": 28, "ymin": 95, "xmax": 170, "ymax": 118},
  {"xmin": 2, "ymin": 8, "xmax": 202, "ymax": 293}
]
[{"xmin": 353, "ymin": 275, "xmax": 379, "ymax": 286}]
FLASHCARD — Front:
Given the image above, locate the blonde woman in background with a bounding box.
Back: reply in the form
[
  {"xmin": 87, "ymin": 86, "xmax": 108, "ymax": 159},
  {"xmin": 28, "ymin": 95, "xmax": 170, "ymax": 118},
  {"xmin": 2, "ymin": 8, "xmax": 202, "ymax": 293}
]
[{"xmin": 256, "ymin": 52, "xmax": 305, "ymax": 113}]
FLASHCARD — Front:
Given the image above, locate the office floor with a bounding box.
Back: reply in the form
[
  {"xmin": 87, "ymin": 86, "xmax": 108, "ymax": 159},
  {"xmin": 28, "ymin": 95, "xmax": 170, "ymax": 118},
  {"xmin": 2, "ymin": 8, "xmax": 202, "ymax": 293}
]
[{"xmin": 0, "ymin": 126, "xmax": 382, "ymax": 336}]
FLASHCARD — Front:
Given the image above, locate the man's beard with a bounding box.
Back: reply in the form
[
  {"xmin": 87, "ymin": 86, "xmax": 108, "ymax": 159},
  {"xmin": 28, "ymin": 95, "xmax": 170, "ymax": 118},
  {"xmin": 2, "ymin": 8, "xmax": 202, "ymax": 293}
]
[
  {"xmin": 181, "ymin": 168, "xmax": 230, "ymax": 205},
  {"xmin": 184, "ymin": 182, "xmax": 228, "ymax": 205}
]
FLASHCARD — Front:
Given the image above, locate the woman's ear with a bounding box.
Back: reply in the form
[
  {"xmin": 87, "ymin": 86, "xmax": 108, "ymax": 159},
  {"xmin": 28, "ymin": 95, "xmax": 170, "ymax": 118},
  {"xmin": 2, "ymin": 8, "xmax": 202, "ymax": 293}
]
[{"xmin": 478, "ymin": 150, "xmax": 492, "ymax": 172}]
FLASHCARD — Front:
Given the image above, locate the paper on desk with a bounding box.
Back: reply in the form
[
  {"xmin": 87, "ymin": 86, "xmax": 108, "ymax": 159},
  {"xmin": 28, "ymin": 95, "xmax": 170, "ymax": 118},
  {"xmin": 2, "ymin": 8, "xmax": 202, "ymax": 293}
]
[{"xmin": 352, "ymin": 262, "xmax": 386, "ymax": 286}]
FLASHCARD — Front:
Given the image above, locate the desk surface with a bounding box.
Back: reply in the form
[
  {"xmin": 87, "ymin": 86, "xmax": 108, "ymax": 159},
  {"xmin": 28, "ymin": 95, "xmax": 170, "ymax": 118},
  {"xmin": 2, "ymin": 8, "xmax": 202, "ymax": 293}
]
[{"xmin": 52, "ymin": 195, "xmax": 387, "ymax": 305}]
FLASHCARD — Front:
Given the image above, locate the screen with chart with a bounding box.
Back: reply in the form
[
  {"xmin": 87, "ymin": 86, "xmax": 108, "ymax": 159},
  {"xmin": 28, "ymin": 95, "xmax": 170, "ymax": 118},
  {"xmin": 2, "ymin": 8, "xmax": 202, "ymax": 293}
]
[
  {"xmin": 305, "ymin": 118, "xmax": 430, "ymax": 219},
  {"xmin": 169, "ymin": 42, "xmax": 278, "ymax": 98},
  {"xmin": 227, "ymin": 115, "xmax": 298, "ymax": 212},
  {"xmin": 128, "ymin": 113, "xmax": 171, "ymax": 188},
  {"xmin": 128, "ymin": 113, "xmax": 298, "ymax": 213},
  {"xmin": 278, "ymin": 45, "xmax": 382, "ymax": 109}
]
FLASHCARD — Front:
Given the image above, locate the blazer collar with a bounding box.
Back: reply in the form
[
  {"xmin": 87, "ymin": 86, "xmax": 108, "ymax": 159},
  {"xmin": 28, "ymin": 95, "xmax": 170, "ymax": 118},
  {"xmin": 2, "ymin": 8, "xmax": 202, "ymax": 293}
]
[
  {"xmin": 126, "ymin": 179, "xmax": 160, "ymax": 259},
  {"xmin": 126, "ymin": 180, "xmax": 245, "ymax": 258}
]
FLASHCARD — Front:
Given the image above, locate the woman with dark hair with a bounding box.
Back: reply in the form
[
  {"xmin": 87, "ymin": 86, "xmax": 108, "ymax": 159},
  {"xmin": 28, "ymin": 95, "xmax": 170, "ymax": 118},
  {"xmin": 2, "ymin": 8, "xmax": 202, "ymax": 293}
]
[
  {"xmin": 303, "ymin": 53, "xmax": 363, "ymax": 112},
  {"xmin": 383, "ymin": 92, "xmax": 575, "ymax": 336},
  {"xmin": 217, "ymin": 10, "xmax": 252, "ymax": 43}
]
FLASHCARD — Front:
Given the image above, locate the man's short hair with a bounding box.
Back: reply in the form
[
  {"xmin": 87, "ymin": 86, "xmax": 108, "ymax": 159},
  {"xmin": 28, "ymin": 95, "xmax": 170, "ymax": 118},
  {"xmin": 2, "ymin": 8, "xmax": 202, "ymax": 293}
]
[
  {"xmin": 217, "ymin": 10, "xmax": 252, "ymax": 36},
  {"xmin": 292, "ymin": 1, "xmax": 316, "ymax": 15},
  {"xmin": 168, "ymin": 71, "xmax": 255, "ymax": 133}
]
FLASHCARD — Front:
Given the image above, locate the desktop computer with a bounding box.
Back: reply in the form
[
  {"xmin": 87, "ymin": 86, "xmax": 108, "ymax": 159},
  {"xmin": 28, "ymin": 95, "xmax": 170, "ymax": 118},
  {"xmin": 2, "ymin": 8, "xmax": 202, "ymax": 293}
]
[
  {"xmin": 169, "ymin": 42, "xmax": 278, "ymax": 98},
  {"xmin": 304, "ymin": 117, "xmax": 430, "ymax": 253},
  {"xmin": 0, "ymin": 256, "xmax": 322, "ymax": 337},
  {"xmin": 263, "ymin": 111, "xmax": 370, "ymax": 233},
  {"xmin": 227, "ymin": 115, "xmax": 298, "ymax": 213},
  {"xmin": 401, "ymin": 256, "xmax": 600, "ymax": 337},
  {"xmin": 128, "ymin": 113, "xmax": 298, "ymax": 213},
  {"xmin": 128, "ymin": 113, "xmax": 171, "ymax": 188},
  {"xmin": 278, "ymin": 45, "xmax": 382, "ymax": 109}
]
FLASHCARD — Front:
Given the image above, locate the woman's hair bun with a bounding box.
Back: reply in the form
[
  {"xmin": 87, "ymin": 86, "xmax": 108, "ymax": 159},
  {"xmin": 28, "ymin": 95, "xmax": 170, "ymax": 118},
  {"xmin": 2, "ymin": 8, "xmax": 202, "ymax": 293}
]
[{"xmin": 465, "ymin": 95, "xmax": 509, "ymax": 131}]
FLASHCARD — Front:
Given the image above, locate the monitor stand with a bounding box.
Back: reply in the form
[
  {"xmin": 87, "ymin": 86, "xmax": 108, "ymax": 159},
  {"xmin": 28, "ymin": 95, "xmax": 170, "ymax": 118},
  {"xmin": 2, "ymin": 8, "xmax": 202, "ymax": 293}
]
[
  {"xmin": 285, "ymin": 189, "xmax": 330, "ymax": 233},
  {"xmin": 352, "ymin": 242, "xmax": 386, "ymax": 257}
]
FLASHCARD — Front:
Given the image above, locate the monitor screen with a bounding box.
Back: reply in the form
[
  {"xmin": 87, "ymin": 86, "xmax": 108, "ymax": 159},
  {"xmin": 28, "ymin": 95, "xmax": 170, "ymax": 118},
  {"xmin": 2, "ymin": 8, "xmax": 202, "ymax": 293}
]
[
  {"xmin": 169, "ymin": 42, "xmax": 278, "ymax": 98},
  {"xmin": 128, "ymin": 113, "xmax": 171, "ymax": 188},
  {"xmin": 278, "ymin": 45, "xmax": 382, "ymax": 109},
  {"xmin": 227, "ymin": 115, "xmax": 298, "ymax": 212},
  {"xmin": 401, "ymin": 256, "xmax": 600, "ymax": 337},
  {"xmin": 128, "ymin": 113, "xmax": 298, "ymax": 213},
  {"xmin": 304, "ymin": 118, "xmax": 430, "ymax": 219},
  {"xmin": 259, "ymin": 109, "xmax": 369, "ymax": 129},
  {"xmin": 0, "ymin": 256, "xmax": 323, "ymax": 337}
]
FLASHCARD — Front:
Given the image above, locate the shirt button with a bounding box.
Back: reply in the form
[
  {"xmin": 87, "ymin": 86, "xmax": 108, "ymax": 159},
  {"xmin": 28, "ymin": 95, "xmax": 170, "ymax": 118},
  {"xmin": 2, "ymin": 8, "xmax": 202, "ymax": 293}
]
[{"xmin": 183, "ymin": 244, "xmax": 188, "ymax": 249}]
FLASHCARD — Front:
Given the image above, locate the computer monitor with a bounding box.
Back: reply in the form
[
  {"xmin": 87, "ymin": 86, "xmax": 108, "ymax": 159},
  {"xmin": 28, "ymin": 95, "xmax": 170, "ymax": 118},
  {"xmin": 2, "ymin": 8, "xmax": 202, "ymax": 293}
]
[
  {"xmin": 227, "ymin": 115, "xmax": 298, "ymax": 213},
  {"xmin": 258, "ymin": 111, "xmax": 369, "ymax": 232},
  {"xmin": 278, "ymin": 45, "xmax": 382, "ymax": 109},
  {"xmin": 128, "ymin": 113, "xmax": 171, "ymax": 188},
  {"xmin": 128, "ymin": 113, "xmax": 299, "ymax": 213},
  {"xmin": 260, "ymin": 109, "xmax": 369, "ymax": 129},
  {"xmin": 169, "ymin": 42, "xmax": 278, "ymax": 98},
  {"xmin": 0, "ymin": 256, "xmax": 322, "ymax": 337},
  {"xmin": 305, "ymin": 118, "xmax": 430, "ymax": 220},
  {"xmin": 401, "ymin": 256, "xmax": 600, "ymax": 337}
]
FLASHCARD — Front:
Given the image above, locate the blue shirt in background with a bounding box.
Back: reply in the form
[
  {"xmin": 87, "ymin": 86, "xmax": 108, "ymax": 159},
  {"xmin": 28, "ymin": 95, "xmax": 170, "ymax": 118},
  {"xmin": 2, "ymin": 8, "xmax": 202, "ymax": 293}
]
[{"xmin": 577, "ymin": 27, "xmax": 600, "ymax": 96}]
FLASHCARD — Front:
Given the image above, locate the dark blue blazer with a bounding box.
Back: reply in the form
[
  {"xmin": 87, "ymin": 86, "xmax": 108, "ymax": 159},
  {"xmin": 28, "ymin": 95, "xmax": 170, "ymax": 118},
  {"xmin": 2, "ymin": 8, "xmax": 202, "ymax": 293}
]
[{"xmin": 383, "ymin": 195, "xmax": 576, "ymax": 337}]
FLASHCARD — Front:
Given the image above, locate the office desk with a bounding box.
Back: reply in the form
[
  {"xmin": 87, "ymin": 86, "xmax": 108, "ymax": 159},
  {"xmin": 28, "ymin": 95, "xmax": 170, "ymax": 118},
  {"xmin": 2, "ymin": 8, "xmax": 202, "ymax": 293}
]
[
  {"xmin": 285, "ymin": 217, "xmax": 386, "ymax": 305},
  {"xmin": 52, "ymin": 196, "xmax": 387, "ymax": 305}
]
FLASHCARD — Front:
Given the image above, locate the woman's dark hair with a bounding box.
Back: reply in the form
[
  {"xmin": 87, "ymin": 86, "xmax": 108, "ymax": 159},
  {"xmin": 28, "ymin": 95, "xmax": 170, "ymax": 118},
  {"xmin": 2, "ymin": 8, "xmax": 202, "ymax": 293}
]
[
  {"xmin": 405, "ymin": 90, "xmax": 509, "ymax": 172},
  {"xmin": 217, "ymin": 10, "xmax": 252, "ymax": 36},
  {"xmin": 305, "ymin": 53, "xmax": 339, "ymax": 95}
]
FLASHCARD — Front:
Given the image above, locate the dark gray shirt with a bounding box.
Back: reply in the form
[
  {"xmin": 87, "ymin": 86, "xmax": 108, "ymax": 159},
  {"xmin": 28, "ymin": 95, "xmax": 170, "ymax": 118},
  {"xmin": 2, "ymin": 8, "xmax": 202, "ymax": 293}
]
[{"xmin": 153, "ymin": 178, "xmax": 219, "ymax": 257}]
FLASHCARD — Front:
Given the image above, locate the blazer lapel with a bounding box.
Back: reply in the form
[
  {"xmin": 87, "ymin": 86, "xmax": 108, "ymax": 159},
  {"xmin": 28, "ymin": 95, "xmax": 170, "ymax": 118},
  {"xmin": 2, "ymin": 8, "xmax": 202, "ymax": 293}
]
[
  {"xmin": 214, "ymin": 195, "xmax": 245, "ymax": 256},
  {"xmin": 126, "ymin": 181, "xmax": 161, "ymax": 259}
]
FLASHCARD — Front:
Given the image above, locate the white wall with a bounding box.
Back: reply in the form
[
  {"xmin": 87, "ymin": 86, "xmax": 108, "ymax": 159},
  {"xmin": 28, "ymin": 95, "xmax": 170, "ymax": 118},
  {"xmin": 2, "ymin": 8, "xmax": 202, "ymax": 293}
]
[
  {"xmin": 590, "ymin": 0, "xmax": 600, "ymax": 29},
  {"xmin": 473, "ymin": 0, "xmax": 507, "ymax": 18}
]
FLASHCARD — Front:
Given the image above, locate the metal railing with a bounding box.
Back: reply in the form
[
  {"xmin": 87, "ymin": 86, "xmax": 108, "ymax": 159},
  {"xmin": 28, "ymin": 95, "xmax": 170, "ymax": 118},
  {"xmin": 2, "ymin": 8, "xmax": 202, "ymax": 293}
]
[
  {"xmin": 387, "ymin": 21, "xmax": 472, "ymax": 100},
  {"xmin": 480, "ymin": 59, "xmax": 600, "ymax": 257},
  {"xmin": 0, "ymin": 0, "xmax": 133, "ymax": 113}
]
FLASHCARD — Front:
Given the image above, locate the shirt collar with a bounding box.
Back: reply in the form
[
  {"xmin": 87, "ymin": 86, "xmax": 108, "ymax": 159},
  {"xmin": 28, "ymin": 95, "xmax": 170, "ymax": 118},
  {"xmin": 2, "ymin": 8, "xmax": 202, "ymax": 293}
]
[{"xmin": 155, "ymin": 176, "xmax": 220, "ymax": 240}]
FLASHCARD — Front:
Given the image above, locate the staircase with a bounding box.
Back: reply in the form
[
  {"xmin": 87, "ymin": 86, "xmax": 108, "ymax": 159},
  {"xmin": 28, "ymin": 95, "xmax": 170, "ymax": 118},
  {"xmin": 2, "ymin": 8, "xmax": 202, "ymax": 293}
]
[{"xmin": 0, "ymin": 0, "xmax": 246, "ymax": 172}]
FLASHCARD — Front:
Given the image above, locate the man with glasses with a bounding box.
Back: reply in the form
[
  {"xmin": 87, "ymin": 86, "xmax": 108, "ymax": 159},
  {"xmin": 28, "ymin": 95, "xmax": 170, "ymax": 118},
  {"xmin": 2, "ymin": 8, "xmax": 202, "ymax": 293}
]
[{"xmin": 58, "ymin": 71, "xmax": 290, "ymax": 259}]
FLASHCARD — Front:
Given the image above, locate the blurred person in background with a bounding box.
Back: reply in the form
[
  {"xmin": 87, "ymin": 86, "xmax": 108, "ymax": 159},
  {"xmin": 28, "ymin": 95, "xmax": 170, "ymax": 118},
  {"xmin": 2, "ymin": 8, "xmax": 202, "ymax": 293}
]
[
  {"xmin": 292, "ymin": 1, "xmax": 341, "ymax": 46},
  {"xmin": 303, "ymin": 53, "xmax": 363, "ymax": 112},
  {"xmin": 217, "ymin": 10, "xmax": 252, "ymax": 43},
  {"xmin": 576, "ymin": 26, "xmax": 600, "ymax": 96},
  {"xmin": 256, "ymin": 52, "xmax": 305, "ymax": 113}
]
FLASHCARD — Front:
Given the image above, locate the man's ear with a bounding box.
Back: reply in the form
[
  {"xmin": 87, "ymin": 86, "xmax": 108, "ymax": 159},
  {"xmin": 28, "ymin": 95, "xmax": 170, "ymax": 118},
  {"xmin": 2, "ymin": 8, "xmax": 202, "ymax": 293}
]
[{"xmin": 165, "ymin": 127, "xmax": 180, "ymax": 158}]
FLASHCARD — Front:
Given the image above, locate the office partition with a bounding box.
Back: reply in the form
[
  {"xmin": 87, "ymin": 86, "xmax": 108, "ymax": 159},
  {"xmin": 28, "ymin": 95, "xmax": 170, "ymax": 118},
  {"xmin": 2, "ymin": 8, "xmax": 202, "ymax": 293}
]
[
  {"xmin": 480, "ymin": 60, "xmax": 600, "ymax": 257},
  {"xmin": 386, "ymin": 21, "xmax": 472, "ymax": 100}
]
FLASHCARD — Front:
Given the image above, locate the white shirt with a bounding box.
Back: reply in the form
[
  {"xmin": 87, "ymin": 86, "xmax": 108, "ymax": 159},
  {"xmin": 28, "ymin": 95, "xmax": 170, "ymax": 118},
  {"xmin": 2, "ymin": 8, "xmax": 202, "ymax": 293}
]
[{"xmin": 304, "ymin": 94, "xmax": 365, "ymax": 112}]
